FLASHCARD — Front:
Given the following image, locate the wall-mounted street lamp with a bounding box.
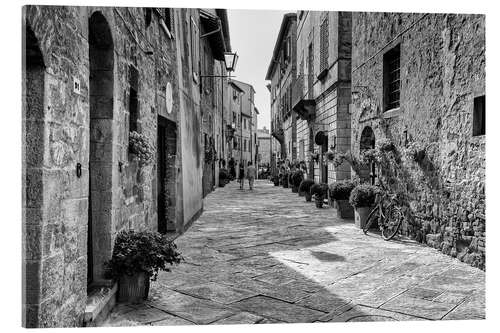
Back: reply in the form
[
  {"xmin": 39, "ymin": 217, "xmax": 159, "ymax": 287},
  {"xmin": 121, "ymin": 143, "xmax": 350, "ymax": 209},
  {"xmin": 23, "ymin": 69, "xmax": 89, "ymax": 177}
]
[
  {"xmin": 199, "ymin": 51, "xmax": 239, "ymax": 167},
  {"xmin": 224, "ymin": 52, "xmax": 238, "ymax": 72}
]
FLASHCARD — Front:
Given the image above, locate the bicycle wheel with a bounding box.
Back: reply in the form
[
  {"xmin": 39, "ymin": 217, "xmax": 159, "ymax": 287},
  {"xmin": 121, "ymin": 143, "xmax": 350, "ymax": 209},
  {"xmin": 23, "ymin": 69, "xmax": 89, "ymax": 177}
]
[
  {"xmin": 381, "ymin": 206, "xmax": 403, "ymax": 240},
  {"xmin": 363, "ymin": 206, "xmax": 379, "ymax": 235}
]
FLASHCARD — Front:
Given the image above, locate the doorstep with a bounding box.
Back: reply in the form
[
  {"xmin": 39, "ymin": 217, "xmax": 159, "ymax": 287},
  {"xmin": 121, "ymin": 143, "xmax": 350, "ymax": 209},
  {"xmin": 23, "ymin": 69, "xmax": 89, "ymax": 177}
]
[{"xmin": 84, "ymin": 282, "xmax": 118, "ymax": 327}]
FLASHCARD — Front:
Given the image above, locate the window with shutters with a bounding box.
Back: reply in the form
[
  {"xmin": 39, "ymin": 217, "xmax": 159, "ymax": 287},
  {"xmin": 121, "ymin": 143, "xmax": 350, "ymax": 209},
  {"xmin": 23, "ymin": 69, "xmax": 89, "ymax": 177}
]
[
  {"xmin": 318, "ymin": 16, "xmax": 329, "ymax": 80},
  {"xmin": 383, "ymin": 44, "xmax": 401, "ymax": 111}
]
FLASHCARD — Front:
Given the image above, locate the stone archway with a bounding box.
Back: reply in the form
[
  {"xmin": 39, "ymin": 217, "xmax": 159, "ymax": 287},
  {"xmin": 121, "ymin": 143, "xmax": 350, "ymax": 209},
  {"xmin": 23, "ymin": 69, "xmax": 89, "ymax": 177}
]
[
  {"xmin": 88, "ymin": 11, "xmax": 114, "ymax": 285},
  {"xmin": 359, "ymin": 126, "xmax": 376, "ymax": 184},
  {"xmin": 23, "ymin": 22, "xmax": 45, "ymax": 328}
]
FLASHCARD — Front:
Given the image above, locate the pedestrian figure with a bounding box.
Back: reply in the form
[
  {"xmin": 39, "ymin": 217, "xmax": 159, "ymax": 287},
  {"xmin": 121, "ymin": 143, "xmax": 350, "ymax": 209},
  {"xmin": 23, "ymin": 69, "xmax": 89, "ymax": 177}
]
[
  {"xmin": 229, "ymin": 157, "xmax": 236, "ymax": 180},
  {"xmin": 247, "ymin": 161, "xmax": 256, "ymax": 190},
  {"xmin": 238, "ymin": 162, "xmax": 245, "ymax": 189}
]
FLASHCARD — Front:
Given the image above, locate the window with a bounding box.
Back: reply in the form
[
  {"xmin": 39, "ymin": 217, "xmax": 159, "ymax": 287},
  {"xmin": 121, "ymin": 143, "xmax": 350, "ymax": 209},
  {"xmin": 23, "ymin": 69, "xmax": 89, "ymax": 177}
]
[
  {"xmin": 244, "ymin": 139, "xmax": 247, "ymax": 152},
  {"xmin": 233, "ymin": 112, "xmax": 236, "ymax": 123},
  {"xmin": 128, "ymin": 65, "xmax": 139, "ymax": 132},
  {"xmin": 473, "ymin": 95, "xmax": 485, "ymax": 136},
  {"xmin": 318, "ymin": 16, "xmax": 329, "ymax": 79},
  {"xmin": 244, "ymin": 118, "xmax": 247, "ymax": 129},
  {"xmin": 383, "ymin": 44, "xmax": 401, "ymax": 111}
]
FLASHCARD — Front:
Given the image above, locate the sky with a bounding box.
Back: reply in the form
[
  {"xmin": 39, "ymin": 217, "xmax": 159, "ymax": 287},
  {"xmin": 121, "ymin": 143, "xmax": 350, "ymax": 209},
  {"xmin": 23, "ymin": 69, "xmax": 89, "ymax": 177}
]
[{"xmin": 227, "ymin": 9, "xmax": 291, "ymax": 131}]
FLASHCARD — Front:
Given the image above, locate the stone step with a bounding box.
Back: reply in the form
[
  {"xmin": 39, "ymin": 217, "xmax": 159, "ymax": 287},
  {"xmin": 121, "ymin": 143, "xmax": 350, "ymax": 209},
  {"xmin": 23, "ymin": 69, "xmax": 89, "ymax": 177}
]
[{"xmin": 84, "ymin": 283, "xmax": 118, "ymax": 327}]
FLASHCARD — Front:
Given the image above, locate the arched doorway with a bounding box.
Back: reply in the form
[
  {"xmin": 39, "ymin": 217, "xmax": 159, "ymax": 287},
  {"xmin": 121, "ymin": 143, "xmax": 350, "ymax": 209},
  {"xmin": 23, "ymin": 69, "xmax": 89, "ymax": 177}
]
[
  {"xmin": 88, "ymin": 11, "xmax": 114, "ymax": 285},
  {"xmin": 23, "ymin": 23, "xmax": 45, "ymax": 328},
  {"xmin": 360, "ymin": 126, "xmax": 376, "ymax": 184}
]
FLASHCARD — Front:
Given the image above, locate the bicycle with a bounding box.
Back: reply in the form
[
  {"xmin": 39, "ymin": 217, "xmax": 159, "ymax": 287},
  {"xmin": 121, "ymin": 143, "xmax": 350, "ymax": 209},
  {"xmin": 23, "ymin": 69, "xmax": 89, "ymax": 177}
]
[{"xmin": 362, "ymin": 184, "xmax": 404, "ymax": 241}]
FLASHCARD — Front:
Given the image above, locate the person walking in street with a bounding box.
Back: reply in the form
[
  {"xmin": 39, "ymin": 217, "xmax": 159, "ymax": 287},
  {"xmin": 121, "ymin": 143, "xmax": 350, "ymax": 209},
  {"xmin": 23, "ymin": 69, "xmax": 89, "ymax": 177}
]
[
  {"xmin": 238, "ymin": 162, "xmax": 245, "ymax": 189},
  {"xmin": 229, "ymin": 157, "xmax": 236, "ymax": 180},
  {"xmin": 247, "ymin": 161, "xmax": 256, "ymax": 190}
]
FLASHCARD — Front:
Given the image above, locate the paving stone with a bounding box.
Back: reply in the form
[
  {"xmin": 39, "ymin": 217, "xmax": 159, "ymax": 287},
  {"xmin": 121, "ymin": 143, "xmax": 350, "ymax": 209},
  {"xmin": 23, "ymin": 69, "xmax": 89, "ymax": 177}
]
[
  {"xmin": 211, "ymin": 312, "xmax": 264, "ymax": 324},
  {"xmin": 118, "ymin": 307, "xmax": 172, "ymax": 324},
  {"xmin": 147, "ymin": 290, "xmax": 235, "ymax": 324},
  {"xmin": 442, "ymin": 292, "xmax": 485, "ymax": 320},
  {"xmin": 324, "ymin": 304, "xmax": 425, "ymax": 322},
  {"xmin": 231, "ymin": 296, "xmax": 324, "ymax": 323},
  {"xmin": 174, "ymin": 282, "xmax": 258, "ymax": 304},
  {"xmin": 295, "ymin": 292, "xmax": 351, "ymax": 313},
  {"xmin": 380, "ymin": 292, "xmax": 457, "ymax": 320},
  {"xmin": 150, "ymin": 315, "xmax": 194, "ymax": 326}
]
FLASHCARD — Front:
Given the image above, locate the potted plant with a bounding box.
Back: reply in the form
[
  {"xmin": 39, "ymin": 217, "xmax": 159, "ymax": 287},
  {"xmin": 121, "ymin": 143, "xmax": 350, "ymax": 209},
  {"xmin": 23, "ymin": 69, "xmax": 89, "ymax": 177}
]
[
  {"xmin": 282, "ymin": 172, "xmax": 289, "ymax": 188},
  {"xmin": 129, "ymin": 131, "xmax": 155, "ymax": 166},
  {"xmin": 291, "ymin": 170, "xmax": 304, "ymax": 193},
  {"xmin": 311, "ymin": 183, "xmax": 329, "ymax": 208},
  {"xmin": 329, "ymin": 180, "xmax": 356, "ymax": 218},
  {"xmin": 105, "ymin": 230, "xmax": 182, "ymax": 303},
  {"xmin": 219, "ymin": 168, "xmax": 229, "ymax": 187},
  {"xmin": 299, "ymin": 179, "xmax": 315, "ymax": 201},
  {"xmin": 349, "ymin": 184, "xmax": 380, "ymax": 229},
  {"xmin": 272, "ymin": 175, "xmax": 280, "ymax": 186}
]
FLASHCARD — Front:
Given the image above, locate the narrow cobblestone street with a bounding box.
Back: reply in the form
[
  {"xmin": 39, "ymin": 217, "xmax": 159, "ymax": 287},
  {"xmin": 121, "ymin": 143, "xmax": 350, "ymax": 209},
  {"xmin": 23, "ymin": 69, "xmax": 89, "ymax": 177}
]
[{"xmin": 104, "ymin": 180, "xmax": 485, "ymax": 326}]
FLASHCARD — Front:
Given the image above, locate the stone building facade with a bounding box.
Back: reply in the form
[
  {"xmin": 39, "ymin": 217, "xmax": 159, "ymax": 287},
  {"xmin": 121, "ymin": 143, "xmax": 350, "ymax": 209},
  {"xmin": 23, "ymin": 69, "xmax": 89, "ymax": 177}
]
[
  {"xmin": 292, "ymin": 11, "xmax": 352, "ymax": 183},
  {"xmin": 267, "ymin": 14, "xmax": 297, "ymax": 166},
  {"xmin": 257, "ymin": 127, "xmax": 272, "ymax": 166},
  {"xmin": 22, "ymin": 5, "xmax": 232, "ymax": 327},
  {"xmin": 349, "ymin": 12, "xmax": 485, "ymax": 269}
]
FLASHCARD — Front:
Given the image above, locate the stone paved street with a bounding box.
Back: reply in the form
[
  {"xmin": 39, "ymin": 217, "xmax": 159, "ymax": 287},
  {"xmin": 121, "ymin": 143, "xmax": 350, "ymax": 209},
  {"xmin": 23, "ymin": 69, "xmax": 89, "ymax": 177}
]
[{"xmin": 103, "ymin": 180, "xmax": 485, "ymax": 326}]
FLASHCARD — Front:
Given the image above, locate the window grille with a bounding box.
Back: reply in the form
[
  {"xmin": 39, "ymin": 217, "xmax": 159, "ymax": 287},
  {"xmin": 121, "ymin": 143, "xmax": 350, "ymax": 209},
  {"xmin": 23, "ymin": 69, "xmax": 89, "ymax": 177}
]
[
  {"xmin": 383, "ymin": 45, "xmax": 401, "ymax": 111},
  {"xmin": 319, "ymin": 17, "xmax": 329, "ymax": 74}
]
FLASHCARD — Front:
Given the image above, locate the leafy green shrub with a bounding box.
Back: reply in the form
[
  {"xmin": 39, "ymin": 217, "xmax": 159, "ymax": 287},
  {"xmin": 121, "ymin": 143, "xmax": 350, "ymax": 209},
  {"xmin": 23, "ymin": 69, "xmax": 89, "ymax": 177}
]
[
  {"xmin": 291, "ymin": 170, "xmax": 304, "ymax": 187},
  {"xmin": 349, "ymin": 184, "xmax": 381, "ymax": 208},
  {"xmin": 329, "ymin": 180, "xmax": 356, "ymax": 200},
  {"xmin": 129, "ymin": 131, "xmax": 155, "ymax": 166},
  {"xmin": 105, "ymin": 230, "xmax": 182, "ymax": 281},
  {"xmin": 298, "ymin": 179, "xmax": 315, "ymax": 193}
]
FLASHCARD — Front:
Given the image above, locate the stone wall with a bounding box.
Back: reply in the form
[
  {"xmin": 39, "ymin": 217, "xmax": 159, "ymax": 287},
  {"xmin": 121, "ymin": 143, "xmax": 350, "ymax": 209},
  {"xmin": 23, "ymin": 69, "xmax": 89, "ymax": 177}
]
[
  {"xmin": 22, "ymin": 5, "xmax": 206, "ymax": 327},
  {"xmin": 350, "ymin": 12, "xmax": 485, "ymax": 269}
]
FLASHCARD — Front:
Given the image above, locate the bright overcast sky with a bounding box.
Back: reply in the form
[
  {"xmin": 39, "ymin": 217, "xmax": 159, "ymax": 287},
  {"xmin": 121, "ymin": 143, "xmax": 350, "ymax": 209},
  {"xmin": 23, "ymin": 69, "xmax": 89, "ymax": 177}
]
[{"xmin": 227, "ymin": 9, "xmax": 291, "ymax": 131}]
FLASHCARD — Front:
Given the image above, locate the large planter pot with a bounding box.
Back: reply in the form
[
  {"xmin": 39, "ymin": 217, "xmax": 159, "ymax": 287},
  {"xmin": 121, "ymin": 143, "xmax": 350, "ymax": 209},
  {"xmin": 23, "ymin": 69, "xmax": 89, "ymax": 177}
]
[
  {"xmin": 273, "ymin": 180, "xmax": 280, "ymax": 186},
  {"xmin": 336, "ymin": 199, "xmax": 354, "ymax": 219},
  {"xmin": 282, "ymin": 179, "xmax": 289, "ymax": 188},
  {"xmin": 118, "ymin": 272, "xmax": 149, "ymax": 303},
  {"xmin": 354, "ymin": 206, "xmax": 373, "ymax": 229},
  {"xmin": 305, "ymin": 193, "xmax": 312, "ymax": 202},
  {"xmin": 292, "ymin": 186, "xmax": 299, "ymax": 193},
  {"xmin": 299, "ymin": 191, "xmax": 306, "ymax": 197}
]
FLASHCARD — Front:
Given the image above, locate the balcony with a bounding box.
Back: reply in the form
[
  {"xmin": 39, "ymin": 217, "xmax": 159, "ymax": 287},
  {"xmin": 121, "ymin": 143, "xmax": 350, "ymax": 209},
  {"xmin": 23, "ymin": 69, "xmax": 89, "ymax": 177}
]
[
  {"xmin": 292, "ymin": 74, "xmax": 316, "ymax": 121},
  {"xmin": 271, "ymin": 119, "xmax": 284, "ymax": 143}
]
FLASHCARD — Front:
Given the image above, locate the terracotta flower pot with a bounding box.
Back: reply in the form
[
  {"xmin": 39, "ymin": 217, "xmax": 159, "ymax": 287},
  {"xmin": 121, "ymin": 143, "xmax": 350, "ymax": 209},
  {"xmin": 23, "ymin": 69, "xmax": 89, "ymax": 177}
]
[
  {"xmin": 305, "ymin": 193, "xmax": 312, "ymax": 202},
  {"xmin": 354, "ymin": 206, "xmax": 373, "ymax": 229},
  {"xmin": 299, "ymin": 191, "xmax": 306, "ymax": 197},
  {"xmin": 292, "ymin": 186, "xmax": 299, "ymax": 193},
  {"xmin": 118, "ymin": 272, "xmax": 149, "ymax": 303},
  {"xmin": 336, "ymin": 199, "xmax": 354, "ymax": 219}
]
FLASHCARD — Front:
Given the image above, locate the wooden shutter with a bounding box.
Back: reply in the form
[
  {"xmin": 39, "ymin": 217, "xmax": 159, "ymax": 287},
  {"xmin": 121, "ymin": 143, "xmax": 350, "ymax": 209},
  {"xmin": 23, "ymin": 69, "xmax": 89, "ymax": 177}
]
[{"xmin": 319, "ymin": 17, "xmax": 329, "ymax": 73}]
